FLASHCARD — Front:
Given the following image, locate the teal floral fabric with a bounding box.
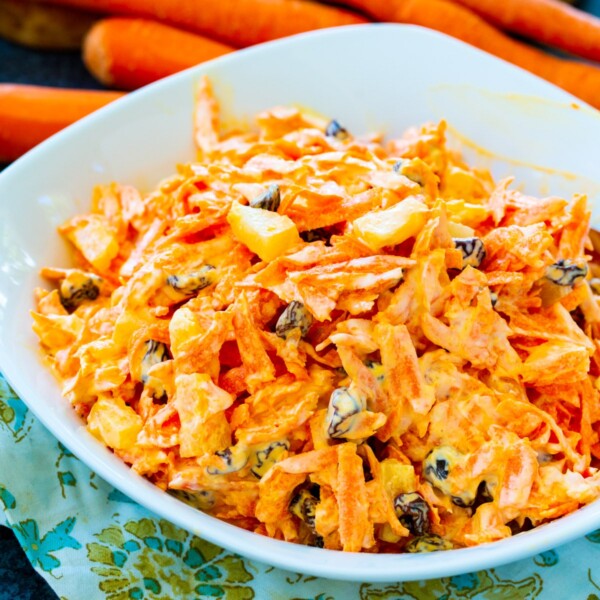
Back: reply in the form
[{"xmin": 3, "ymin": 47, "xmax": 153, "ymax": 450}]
[{"xmin": 2, "ymin": 371, "xmax": 600, "ymax": 600}]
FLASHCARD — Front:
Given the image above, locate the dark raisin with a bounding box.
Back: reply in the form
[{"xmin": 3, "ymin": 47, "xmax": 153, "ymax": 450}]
[
  {"xmin": 140, "ymin": 340, "xmax": 169, "ymax": 383},
  {"xmin": 545, "ymin": 259, "xmax": 588, "ymax": 286},
  {"xmin": 424, "ymin": 454, "xmax": 449, "ymax": 481},
  {"xmin": 453, "ymin": 237, "xmax": 486, "ymax": 269},
  {"xmin": 394, "ymin": 492, "xmax": 430, "ymax": 536},
  {"xmin": 451, "ymin": 480, "xmax": 493, "ymax": 510},
  {"xmin": 166, "ymin": 265, "xmax": 216, "ymax": 297},
  {"xmin": 206, "ymin": 446, "xmax": 249, "ymax": 475},
  {"xmin": 406, "ymin": 534, "xmax": 453, "ymax": 553},
  {"xmin": 325, "ymin": 119, "xmax": 349, "ymax": 140},
  {"xmin": 300, "ymin": 228, "xmax": 331, "ymax": 244},
  {"xmin": 308, "ymin": 483, "xmax": 321, "ymax": 500},
  {"xmin": 326, "ymin": 386, "xmax": 363, "ymax": 439},
  {"xmin": 394, "ymin": 161, "xmax": 423, "ymax": 185},
  {"xmin": 250, "ymin": 440, "xmax": 289, "ymax": 478},
  {"xmin": 250, "ymin": 184, "xmax": 281, "ymax": 212},
  {"xmin": 170, "ymin": 489, "xmax": 215, "ymax": 511},
  {"xmin": 475, "ymin": 481, "xmax": 494, "ymax": 505},
  {"xmin": 507, "ymin": 517, "xmax": 534, "ymax": 535},
  {"xmin": 275, "ymin": 301, "xmax": 313, "ymax": 340},
  {"xmin": 290, "ymin": 489, "xmax": 319, "ymax": 530},
  {"xmin": 216, "ymin": 447, "xmax": 232, "ymax": 463},
  {"xmin": 59, "ymin": 276, "xmax": 100, "ymax": 312}
]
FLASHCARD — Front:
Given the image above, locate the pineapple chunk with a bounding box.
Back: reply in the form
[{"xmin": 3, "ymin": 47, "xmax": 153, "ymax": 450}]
[
  {"xmin": 378, "ymin": 522, "xmax": 402, "ymax": 544},
  {"xmin": 445, "ymin": 199, "xmax": 488, "ymax": 228},
  {"xmin": 227, "ymin": 201, "xmax": 300, "ymax": 262},
  {"xmin": 87, "ymin": 395, "xmax": 142, "ymax": 450},
  {"xmin": 351, "ymin": 196, "xmax": 429, "ymax": 251},
  {"xmin": 442, "ymin": 166, "xmax": 487, "ymax": 199},
  {"xmin": 380, "ymin": 459, "xmax": 417, "ymax": 498},
  {"xmin": 60, "ymin": 214, "xmax": 119, "ymax": 272},
  {"xmin": 174, "ymin": 373, "xmax": 233, "ymax": 458},
  {"xmin": 448, "ymin": 220, "xmax": 475, "ymax": 238}
]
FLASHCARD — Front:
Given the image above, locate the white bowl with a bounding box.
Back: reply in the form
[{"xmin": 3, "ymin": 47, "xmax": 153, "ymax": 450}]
[{"xmin": 1, "ymin": 24, "xmax": 600, "ymax": 582}]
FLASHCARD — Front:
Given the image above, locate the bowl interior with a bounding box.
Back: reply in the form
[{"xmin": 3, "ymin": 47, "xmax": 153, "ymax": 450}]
[{"xmin": 1, "ymin": 24, "xmax": 600, "ymax": 582}]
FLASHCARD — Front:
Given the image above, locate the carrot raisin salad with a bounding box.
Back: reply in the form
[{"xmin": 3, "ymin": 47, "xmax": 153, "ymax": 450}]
[{"xmin": 32, "ymin": 78, "xmax": 600, "ymax": 553}]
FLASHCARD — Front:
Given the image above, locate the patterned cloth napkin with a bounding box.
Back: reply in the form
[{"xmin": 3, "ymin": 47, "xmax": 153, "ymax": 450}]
[{"xmin": 2, "ymin": 372, "xmax": 600, "ymax": 600}]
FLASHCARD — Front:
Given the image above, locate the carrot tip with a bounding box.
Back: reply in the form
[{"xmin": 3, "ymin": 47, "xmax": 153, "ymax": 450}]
[{"xmin": 83, "ymin": 22, "xmax": 115, "ymax": 87}]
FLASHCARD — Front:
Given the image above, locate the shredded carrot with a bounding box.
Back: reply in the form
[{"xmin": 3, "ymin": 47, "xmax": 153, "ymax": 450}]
[
  {"xmin": 336, "ymin": 443, "xmax": 372, "ymax": 551},
  {"xmin": 32, "ymin": 76, "xmax": 600, "ymax": 553}
]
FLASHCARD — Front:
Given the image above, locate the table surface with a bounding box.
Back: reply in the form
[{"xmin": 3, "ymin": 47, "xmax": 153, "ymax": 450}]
[{"xmin": 1, "ymin": 3, "xmax": 599, "ymax": 598}]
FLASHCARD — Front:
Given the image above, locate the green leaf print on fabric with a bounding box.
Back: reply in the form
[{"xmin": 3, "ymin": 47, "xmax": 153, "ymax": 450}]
[
  {"xmin": 289, "ymin": 595, "xmax": 335, "ymax": 600},
  {"xmin": 285, "ymin": 573, "xmax": 318, "ymax": 585},
  {"xmin": 12, "ymin": 516, "xmax": 81, "ymax": 572},
  {"xmin": 58, "ymin": 470, "xmax": 77, "ymax": 491},
  {"xmin": 533, "ymin": 551, "xmax": 559, "ymax": 567},
  {"xmin": 54, "ymin": 441, "xmax": 104, "ymax": 497},
  {"xmin": 589, "ymin": 568, "xmax": 600, "ymax": 594},
  {"xmin": 360, "ymin": 569, "xmax": 543, "ymax": 599},
  {"xmin": 108, "ymin": 488, "xmax": 136, "ymax": 504},
  {"xmin": 0, "ymin": 374, "xmax": 33, "ymax": 442},
  {"xmin": 0, "ymin": 484, "xmax": 16, "ymax": 510},
  {"xmin": 586, "ymin": 530, "xmax": 600, "ymax": 544},
  {"xmin": 87, "ymin": 517, "xmax": 254, "ymax": 599}
]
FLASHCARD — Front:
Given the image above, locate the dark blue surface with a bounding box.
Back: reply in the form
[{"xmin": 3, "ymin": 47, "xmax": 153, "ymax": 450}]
[
  {"xmin": 1, "ymin": 3, "xmax": 600, "ymax": 598},
  {"xmin": 582, "ymin": 0, "xmax": 600, "ymax": 14},
  {"xmin": 0, "ymin": 525, "xmax": 57, "ymax": 600},
  {"xmin": 0, "ymin": 37, "xmax": 102, "ymax": 88}
]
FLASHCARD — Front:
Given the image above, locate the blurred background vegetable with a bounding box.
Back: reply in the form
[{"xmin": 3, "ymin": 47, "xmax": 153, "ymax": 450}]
[
  {"xmin": 0, "ymin": 0, "xmax": 97, "ymax": 49},
  {"xmin": 1, "ymin": 0, "xmax": 599, "ymax": 163},
  {"xmin": 36, "ymin": 0, "xmax": 369, "ymax": 46},
  {"xmin": 0, "ymin": 84, "xmax": 122, "ymax": 161},
  {"xmin": 83, "ymin": 18, "xmax": 234, "ymax": 89},
  {"xmin": 341, "ymin": 0, "xmax": 600, "ymax": 109},
  {"xmin": 449, "ymin": 0, "xmax": 600, "ymax": 62}
]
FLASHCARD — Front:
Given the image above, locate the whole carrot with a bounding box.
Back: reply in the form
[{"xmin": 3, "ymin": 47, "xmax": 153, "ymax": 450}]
[
  {"xmin": 0, "ymin": 84, "xmax": 123, "ymax": 162},
  {"xmin": 38, "ymin": 0, "xmax": 368, "ymax": 47},
  {"xmin": 84, "ymin": 18, "xmax": 234, "ymax": 90},
  {"xmin": 341, "ymin": 0, "xmax": 600, "ymax": 110},
  {"xmin": 449, "ymin": 0, "xmax": 600, "ymax": 64}
]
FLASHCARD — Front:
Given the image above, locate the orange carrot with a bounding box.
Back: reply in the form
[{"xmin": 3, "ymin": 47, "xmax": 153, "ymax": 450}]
[
  {"xmin": 38, "ymin": 0, "xmax": 368, "ymax": 47},
  {"xmin": 449, "ymin": 0, "xmax": 600, "ymax": 63},
  {"xmin": 0, "ymin": 84, "xmax": 123, "ymax": 162},
  {"xmin": 341, "ymin": 0, "xmax": 600, "ymax": 110},
  {"xmin": 84, "ymin": 18, "xmax": 234, "ymax": 90}
]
